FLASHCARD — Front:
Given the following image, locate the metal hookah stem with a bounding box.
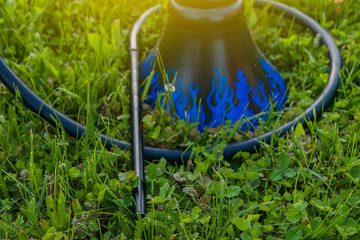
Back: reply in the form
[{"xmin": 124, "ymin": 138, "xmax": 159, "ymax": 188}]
[
  {"xmin": 130, "ymin": 45, "xmax": 145, "ymax": 218},
  {"xmin": 130, "ymin": 9, "xmax": 152, "ymax": 217},
  {"xmin": 130, "ymin": 46, "xmax": 145, "ymax": 217}
]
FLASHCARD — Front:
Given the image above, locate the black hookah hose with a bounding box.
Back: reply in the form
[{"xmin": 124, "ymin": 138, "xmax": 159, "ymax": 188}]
[{"xmin": 0, "ymin": 0, "xmax": 341, "ymax": 215}]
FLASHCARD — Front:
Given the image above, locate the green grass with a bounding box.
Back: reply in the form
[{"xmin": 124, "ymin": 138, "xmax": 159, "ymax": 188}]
[{"xmin": 1, "ymin": 0, "xmax": 360, "ymax": 239}]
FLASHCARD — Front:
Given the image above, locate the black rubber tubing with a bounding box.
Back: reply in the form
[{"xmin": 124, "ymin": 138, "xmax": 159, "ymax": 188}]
[{"xmin": 0, "ymin": 0, "xmax": 341, "ymax": 165}]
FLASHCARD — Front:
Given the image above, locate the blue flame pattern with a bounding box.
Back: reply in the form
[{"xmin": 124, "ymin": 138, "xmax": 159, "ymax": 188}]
[
  {"xmin": 171, "ymin": 78, "xmax": 188, "ymax": 121},
  {"xmin": 258, "ymin": 58, "xmax": 287, "ymax": 109},
  {"xmin": 141, "ymin": 55, "xmax": 156, "ymax": 79},
  {"xmin": 141, "ymin": 55, "xmax": 286, "ymax": 131},
  {"xmin": 189, "ymin": 83, "xmax": 206, "ymax": 130}
]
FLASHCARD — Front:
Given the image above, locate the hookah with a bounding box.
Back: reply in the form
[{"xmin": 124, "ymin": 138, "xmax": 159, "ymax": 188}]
[{"xmin": 0, "ymin": 0, "xmax": 341, "ymax": 217}]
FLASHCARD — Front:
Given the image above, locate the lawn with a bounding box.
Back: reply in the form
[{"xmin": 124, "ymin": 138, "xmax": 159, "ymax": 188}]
[{"xmin": 0, "ymin": 0, "xmax": 360, "ymax": 239}]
